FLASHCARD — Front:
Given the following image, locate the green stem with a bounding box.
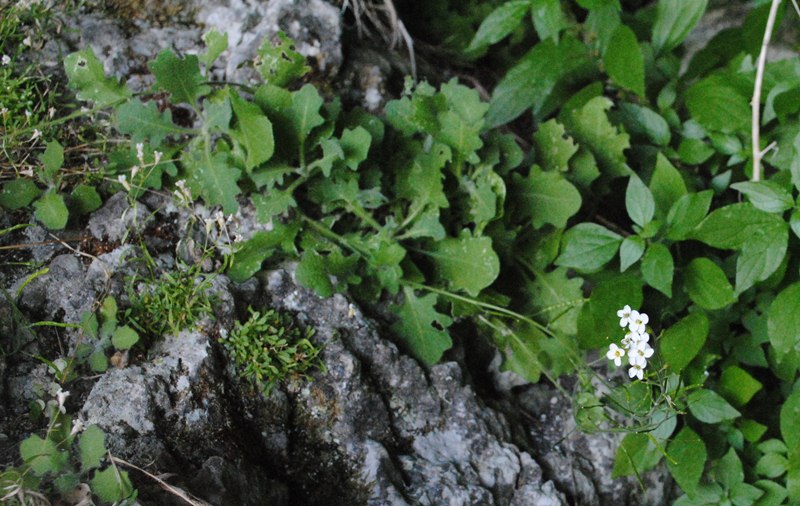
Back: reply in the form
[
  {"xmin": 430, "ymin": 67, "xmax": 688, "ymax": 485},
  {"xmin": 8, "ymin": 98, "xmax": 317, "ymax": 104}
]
[
  {"xmin": 347, "ymin": 201, "xmax": 383, "ymax": 232},
  {"xmin": 299, "ymin": 213, "xmax": 370, "ymax": 257}
]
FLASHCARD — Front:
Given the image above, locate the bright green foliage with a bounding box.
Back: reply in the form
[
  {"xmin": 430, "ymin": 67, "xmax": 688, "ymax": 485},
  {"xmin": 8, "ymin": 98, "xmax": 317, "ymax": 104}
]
[
  {"xmin": 184, "ymin": 150, "xmax": 242, "ymax": 214},
  {"xmin": 39, "ymin": 140, "xmax": 63, "ymax": 184},
  {"xmin": 116, "ymin": 99, "xmax": 183, "ymax": 146},
  {"xmin": 731, "ymin": 181, "xmax": 794, "ymax": 214},
  {"xmin": 668, "ymin": 427, "xmax": 706, "ymax": 495},
  {"xmin": 619, "ymin": 236, "xmax": 644, "ymax": 272},
  {"xmin": 255, "ymin": 31, "xmax": 310, "ymax": 86},
  {"xmin": 0, "ymin": 179, "xmax": 41, "ymax": 210},
  {"xmin": 719, "ymin": 366, "xmax": 762, "ymax": 407},
  {"xmin": 641, "ymin": 243, "xmax": 673, "ymax": 297},
  {"xmin": 604, "ymin": 25, "xmax": 644, "ymax": 97},
  {"xmin": 231, "ymin": 91, "xmax": 275, "ymax": 170},
  {"xmin": 64, "ymin": 49, "xmax": 131, "ymax": 107},
  {"xmin": 391, "ymin": 288, "xmax": 453, "ymax": 365},
  {"xmin": 111, "ymin": 326, "xmax": 139, "ymax": 351},
  {"xmin": 660, "ymin": 311, "xmax": 708, "ymax": 373},
  {"xmin": 201, "ymin": 29, "xmax": 228, "ymax": 69},
  {"xmin": 426, "ymin": 236, "xmax": 500, "ymax": 297},
  {"xmin": 533, "ymin": 119, "xmax": 578, "ymax": 171},
  {"xmin": 91, "ymin": 467, "xmax": 134, "ymax": 503},
  {"xmin": 684, "ymin": 257, "xmax": 736, "ymax": 310},
  {"xmin": 466, "ymin": 0, "xmax": 530, "ymax": 55},
  {"xmin": 33, "ymin": 190, "xmax": 68, "ymax": 230},
  {"xmin": 562, "ymin": 97, "xmax": 631, "ymax": 178},
  {"xmin": 612, "ymin": 432, "xmax": 662, "ymax": 478},
  {"xmin": 555, "ymin": 223, "xmax": 621, "ymax": 272},
  {"xmin": 768, "ymin": 283, "xmax": 800, "ymax": 358},
  {"xmin": 512, "ymin": 167, "xmax": 582, "ymax": 228},
  {"xmin": 688, "ymin": 389, "xmax": 741, "ymax": 424},
  {"xmin": 78, "ymin": 426, "xmax": 106, "ymax": 472},
  {"xmin": 149, "ymin": 49, "xmax": 210, "ymax": 105},
  {"xmin": 651, "ymin": 0, "xmax": 708, "ymax": 54},
  {"xmin": 625, "ymin": 175, "xmax": 655, "ymax": 227},
  {"xmin": 224, "ymin": 307, "xmax": 323, "ymax": 393}
]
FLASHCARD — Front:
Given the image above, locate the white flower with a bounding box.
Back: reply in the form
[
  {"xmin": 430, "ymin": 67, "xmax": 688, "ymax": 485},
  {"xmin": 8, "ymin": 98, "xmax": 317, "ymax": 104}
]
[
  {"xmin": 22, "ymin": 36, "xmax": 31, "ymax": 47},
  {"xmin": 628, "ymin": 363, "xmax": 644, "ymax": 380},
  {"xmin": 629, "ymin": 330, "xmax": 650, "ymax": 346},
  {"xmin": 606, "ymin": 343, "xmax": 626, "ymax": 367},
  {"xmin": 56, "ymin": 389, "xmax": 70, "ymax": 414},
  {"xmin": 617, "ymin": 305, "xmax": 633, "ymax": 328},
  {"xmin": 70, "ymin": 418, "xmax": 85, "ymax": 437},
  {"xmin": 117, "ymin": 174, "xmax": 130, "ymax": 191},
  {"xmin": 1, "ymin": 54, "xmax": 10, "ymax": 66},
  {"xmin": 0, "ymin": 107, "xmax": 7, "ymax": 115},
  {"xmin": 48, "ymin": 107, "xmax": 55, "ymax": 119},
  {"xmin": 135, "ymin": 142, "xmax": 145, "ymax": 164},
  {"xmin": 30, "ymin": 128, "xmax": 41, "ymax": 141},
  {"xmin": 629, "ymin": 341, "xmax": 654, "ymax": 366},
  {"xmin": 628, "ymin": 311, "xmax": 649, "ymax": 334},
  {"xmin": 130, "ymin": 165, "xmax": 139, "ymax": 179}
]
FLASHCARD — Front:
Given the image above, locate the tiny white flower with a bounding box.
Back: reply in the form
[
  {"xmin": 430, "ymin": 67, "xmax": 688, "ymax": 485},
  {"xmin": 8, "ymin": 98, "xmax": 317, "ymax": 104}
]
[
  {"xmin": 1, "ymin": 54, "xmax": 10, "ymax": 66},
  {"xmin": 0, "ymin": 107, "xmax": 7, "ymax": 115},
  {"xmin": 56, "ymin": 389, "xmax": 70, "ymax": 414},
  {"xmin": 631, "ymin": 341, "xmax": 654, "ymax": 363},
  {"xmin": 153, "ymin": 150, "xmax": 163, "ymax": 165},
  {"xmin": 22, "ymin": 36, "xmax": 31, "ymax": 47},
  {"xmin": 628, "ymin": 311, "xmax": 649, "ymax": 334},
  {"xmin": 233, "ymin": 233, "xmax": 243, "ymax": 243},
  {"xmin": 70, "ymin": 418, "xmax": 85, "ymax": 437},
  {"xmin": 617, "ymin": 305, "xmax": 633, "ymax": 328},
  {"xmin": 629, "ymin": 330, "xmax": 650, "ymax": 346},
  {"xmin": 48, "ymin": 107, "xmax": 55, "ymax": 119},
  {"xmin": 628, "ymin": 363, "xmax": 644, "ymax": 380},
  {"xmin": 606, "ymin": 343, "xmax": 626, "ymax": 367},
  {"xmin": 30, "ymin": 128, "xmax": 41, "ymax": 141},
  {"xmin": 117, "ymin": 174, "xmax": 130, "ymax": 191},
  {"xmin": 621, "ymin": 331, "xmax": 638, "ymax": 349},
  {"xmin": 130, "ymin": 165, "xmax": 139, "ymax": 179},
  {"xmin": 135, "ymin": 142, "xmax": 145, "ymax": 164}
]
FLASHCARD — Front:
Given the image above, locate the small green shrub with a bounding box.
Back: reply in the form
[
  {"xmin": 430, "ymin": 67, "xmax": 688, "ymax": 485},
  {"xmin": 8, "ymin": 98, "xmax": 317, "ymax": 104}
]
[{"xmin": 221, "ymin": 307, "xmax": 323, "ymax": 395}]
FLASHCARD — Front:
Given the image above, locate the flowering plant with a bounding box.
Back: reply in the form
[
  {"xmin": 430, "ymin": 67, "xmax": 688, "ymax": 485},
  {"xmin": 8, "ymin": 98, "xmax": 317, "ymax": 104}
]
[{"xmin": 607, "ymin": 305, "xmax": 655, "ymax": 380}]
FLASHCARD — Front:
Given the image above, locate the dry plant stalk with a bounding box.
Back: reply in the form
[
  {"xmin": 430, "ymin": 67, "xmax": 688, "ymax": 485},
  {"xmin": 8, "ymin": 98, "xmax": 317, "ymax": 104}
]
[{"xmin": 752, "ymin": 0, "xmax": 783, "ymax": 182}]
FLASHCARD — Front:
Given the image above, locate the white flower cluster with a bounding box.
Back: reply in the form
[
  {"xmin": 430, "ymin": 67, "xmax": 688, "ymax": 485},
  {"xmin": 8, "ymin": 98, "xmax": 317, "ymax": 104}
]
[{"xmin": 606, "ymin": 305, "xmax": 654, "ymax": 380}]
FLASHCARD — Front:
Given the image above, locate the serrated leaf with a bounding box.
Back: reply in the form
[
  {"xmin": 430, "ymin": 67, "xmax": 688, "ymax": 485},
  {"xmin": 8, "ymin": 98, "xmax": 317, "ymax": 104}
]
[
  {"xmin": 641, "ymin": 243, "xmax": 673, "ymax": 297},
  {"xmin": 466, "ymin": 0, "xmax": 530, "ymax": 54},
  {"xmin": 604, "ymin": 25, "xmax": 644, "ymax": 97},
  {"xmin": 287, "ymin": 84, "xmax": 325, "ymax": 149},
  {"xmin": 202, "ymin": 94, "xmax": 232, "ymax": 134},
  {"xmin": 391, "ymin": 287, "xmax": 453, "ymax": 365},
  {"xmin": 396, "ymin": 142, "xmax": 450, "ymax": 211},
  {"xmin": 33, "ymin": 191, "xmax": 68, "ymax": 230},
  {"xmin": 626, "ymin": 175, "xmax": 655, "ymax": 227},
  {"xmin": 64, "ymin": 49, "xmax": 132, "ymax": 107},
  {"xmin": 688, "ymin": 389, "xmax": 741, "ymax": 423},
  {"xmin": 231, "ymin": 92, "xmax": 274, "ymax": 170},
  {"xmin": 768, "ymin": 282, "xmax": 800, "ymax": 358},
  {"xmin": 20, "ymin": 435, "xmax": 60, "ymax": 475},
  {"xmin": 79, "ymin": 425, "xmax": 106, "ymax": 471},
  {"xmin": 256, "ymin": 31, "xmax": 310, "ymax": 86},
  {"xmin": 465, "ymin": 166, "xmax": 506, "ymax": 235},
  {"xmin": 184, "ymin": 149, "xmax": 241, "ymax": 214},
  {"xmin": 555, "ymin": 223, "xmax": 622, "ymax": 272},
  {"xmin": 71, "ymin": 184, "xmax": 102, "ymax": 214},
  {"xmin": 528, "ymin": 267, "xmax": 584, "ymax": 335},
  {"xmin": 666, "ymin": 190, "xmax": 712, "ymax": 240},
  {"xmin": 115, "ymin": 99, "xmax": 182, "ymax": 147},
  {"xmin": 39, "ymin": 140, "xmax": 63, "ymax": 184},
  {"xmin": 111, "ymin": 325, "xmax": 139, "ymax": 350},
  {"xmin": 512, "ymin": 167, "xmax": 582, "ymax": 229},
  {"xmin": 685, "ymin": 257, "xmax": 736, "ymax": 310},
  {"xmin": 619, "ymin": 236, "xmax": 644, "ymax": 272},
  {"xmin": 201, "ymin": 29, "xmax": 228, "ymax": 68},
  {"xmin": 148, "ymin": 49, "xmax": 210, "ymax": 105},
  {"xmin": 731, "ymin": 181, "xmax": 794, "ymax": 213},
  {"xmin": 91, "ymin": 467, "xmax": 133, "ymax": 503},
  {"xmin": 296, "ymin": 250, "xmax": 334, "ymax": 298},
  {"xmin": 0, "ymin": 179, "xmax": 41, "ymax": 210},
  {"xmin": 533, "ymin": 119, "xmax": 578, "ymax": 172},
  {"xmin": 229, "ymin": 225, "xmax": 298, "ymax": 282},
  {"xmin": 531, "ymin": 0, "xmax": 569, "ymax": 42},
  {"xmin": 660, "ymin": 311, "xmax": 708, "ymax": 373},
  {"xmin": 685, "ymin": 75, "xmax": 750, "ymax": 134},
  {"xmin": 563, "ymin": 96, "xmax": 631, "ymax": 178},
  {"xmin": 650, "ymin": 153, "xmax": 687, "ymax": 217},
  {"xmin": 426, "ymin": 236, "xmax": 500, "ymax": 296},
  {"xmin": 652, "ymin": 0, "xmax": 708, "ymax": 54},
  {"xmin": 667, "ymin": 426, "xmax": 706, "ymax": 495}
]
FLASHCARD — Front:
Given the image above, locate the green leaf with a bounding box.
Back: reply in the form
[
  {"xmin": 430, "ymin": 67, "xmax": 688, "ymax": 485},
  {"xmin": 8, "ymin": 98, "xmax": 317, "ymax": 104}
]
[
  {"xmin": 563, "ymin": 96, "xmax": 631, "ymax": 178},
  {"xmin": 527, "ymin": 267, "xmax": 584, "ymax": 335},
  {"xmin": 755, "ymin": 453, "xmax": 788, "ymax": 479},
  {"xmin": 619, "ymin": 236, "xmax": 644, "ymax": 272},
  {"xmin": 618, "ymin": 103, "xmax": 670, "ymax": 146},
  {"xmin": 666, "ymin": 190, "xmax": 712, "ymax": 240},
  {"xmin": 612, "ymin": 433, "xmax": 662, "ymax": 478},
  {"xmin": 89, "ymin": 351, "xmax": 109, "ymax": 373},
  {"xmin": 33, "ymin": 191, "xmax": 69, "ymax": 230},
  {"xmin": 678, "ymin": 138, "xmax": 715, "ymax": 164},
  {"xmin": 391, "ymin": 287, "xmax": 453, "ymax": 365},
  {"xmin": 64, "ymin": 49, "xmax": 132, "ymax": 107},
  {"xmin": 650, "ymin": 153, "xmax": 687, "ymax": 217},
  {"xmin": 781, "ymin": 384, "xmax": 800, "ymax": 452},
  {"xmin": 228, "ymin": 225, "xmax": 298, "ymax": 282},
  {"xmin": 512, "ymin": 167, "xmax": 582, "ymax": 228},
  {"xmin": 296, "ymin": 250, "xmax": 334, "ymax": 298},
  {"xmin": 753, "ymin": 480, "xmax": 787, "ymax": 506},
  {"xmin": 256, "ymin": 31, "xmax": 310, "ymax": 86},
  {"xmin": 20, "ymin": 435, "xmax": 60, "ymax": 475},
  {"xmin": 184, "ymin": 149, "xmax": 241, "ymax": 214},
  {"xmin": 684, "ymin": 257, "xmax": 736, "ymax": 310},
  {"xmin": 533, "ymin": 119, "xmax": 578, "ymax": 172},
  {"xmin": 604, "ymin": 25, "xmax": 644, "ymax": 97},
  {"xmin": 578, "ymin": 273, "xmax": 642, "ymax": 349},
  {"xmin": 39, "ymin": 140, "xmax": 63, "ymax": 183},
  {"xmin": 0, "ymin": 179, "xmax": 41, "ymax": 210},
  {"xmin": 231, "ymin": 92, "xmax": 275, "ymax": 170},
  {"xmin": 252, "ymin": 189, "xmax": 297, "ymax": 221},
  {"xmin": 437, "ymin": 83, "xmax": 487, "ymax": 163},
  {"xmin": 730, "ymin": 181, "xmax": 794, "ymax": 214},
  {"xmin": 78, "ymin": 425, "xmax": 106, "ymax": 471},
  {"xmin": 148, "ymin": 49, "xmax": 210, "ymax": 105},
  {"xmin": 111, "ymin": 325, "xmax": 139, "ymax": 350},
  {"xmin": 466, "ymin": 0, "xmax": 530, "ymax": 54},
  {"xmin": 115, "ymin": 99, "xmax": 182, "ymax": 147},
  {"xmin": 685, "ymin": 76, "xmax": 751, "ymax": 134},
  {"xmin": 288, "ymin": 84, "xmax": 325, "ymax": 147},
  {"xmin": 641, "ymin": 243, "xmax": 673, "ymax": 297},
  {"xmin": 426, "ymin": 236, "xmax": 500, "ymax": 296},
  {"xmin": 201, "ymin": 29, "xmax": 228, "ymax": 68},
  {"xmin": 720, "ymin": 366, "xmax": 763, "ymax": 407},
  {"xmin": 555, "ymin": 223, "xmax": 622, "ymax": 272},
  {"xmin": 731, "ymin": 483, "xmax": 765, "ymax": 505},
  {"xmin": 530, "ymin": 0, "xmax": 569, "ymax": 41},
  {"xmin": 70, "ymin": 184, "xmax": 102, "ymax": 214},
  {"xmin": 660, "ymin": 311, "xmax": 708, "ymax": 373},
  {"xmin": 91, "ymin": 467, "xmax": 134, "ymax": 503},
  {"xmin": 768, "ymin": 282, "xmax": 800, "ymax": 358},
  {"xmin": 339, "ymin": 126, "xmax": 371, "ymax": 170},
  {"xmin": 652, "ymin": 0, "xmax": 708, "ymax": 54},
  {"xmin": 717, "ymin": 447, "xmax": 745, "ymax": 490},
  {"xmin": 688, "ymin": 389, "xmax": 741, "ymax": 423},
  {"xmin": 626, "ymin": 175, "xmax": 655, "ymax": 227},
  {"xmin": 667, "ymin": 426, "xmax": 707, "ymax": 495}
]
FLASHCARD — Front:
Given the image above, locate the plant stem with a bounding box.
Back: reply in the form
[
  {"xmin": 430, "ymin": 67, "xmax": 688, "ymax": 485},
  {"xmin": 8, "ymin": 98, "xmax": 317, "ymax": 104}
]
[{"xmin": 752, "ymin": 0, "xmax": 782, "ymax": 182}]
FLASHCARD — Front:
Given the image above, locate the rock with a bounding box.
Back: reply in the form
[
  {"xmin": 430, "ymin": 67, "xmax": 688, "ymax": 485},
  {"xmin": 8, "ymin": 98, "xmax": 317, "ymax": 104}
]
[
  {"xmin": 16, "ymin": 253, "xmax": 95, "ymax": 324},
  {"xmin": 87, "ymin": 192, "xmax": 151, "ymax": 242}
]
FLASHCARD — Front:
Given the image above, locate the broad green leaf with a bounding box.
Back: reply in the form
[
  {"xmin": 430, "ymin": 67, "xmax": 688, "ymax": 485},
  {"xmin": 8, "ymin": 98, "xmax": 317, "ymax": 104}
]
[
  {"xmin": 391, "ymin": 288, "xmax": 453, "ymax": 365},
  {"xmin": 652, "ymin": 0, "xmax": 708, "ymax": 54},
  {"xmin": 527, "ymin": 267, "xmax": 584, "ymax": 335},
  {"xmin": 730, "ymin": 483, "xmax": 764, "ymax": 506},
  {"xmin": 604, "ymin": 25, "xmax": 644, "ymax": 97},
  {"xmin": 339, "ymin": 126, "xmax": 371, "ymax": 170},
  {"xmin": 111, "ymin": 325, "xmax": 139, "ymax": 350},
  {"xmin": 618, "ymin": 103, "xmax": 670, "ymax": 146},
  {"xmin": 512, "ymin": 167, "xmax": 582, "ymax": 228},
  {"xmin": 231, "ymin": 92, "xmax": 275, "ymax": 170},
  {"xmin": 667, "ymin": 427, "xmax": 706, "ymax": 495},
  {"xmin": 184, "ymin": 149, "xmax": 241, "ymax": 214},
  {"xmin": 716, "ymin": 447, "xmax": 745, "ymax": 491},
  {"xmin": 768, "ymin": 283, "xmax": 800, "ymax": 357},
  {"xmin": 755, "ymin": 453, "xmax": 788, "ymax": 479},
  {"xmin": 20, "ymin": 435, "xmax": 60, "ymax": 475},
  {"xmin": 731, "ymin": 181, "xmax": 794, "ymax": 214},
  {"xmin": 396, "ymin": 142, "xmax": 450, "ymax": 211},
  {"xmin": 678, "ymin": 138, "xmax": 715, "ymax": 164},
  {"xmin": 530, "ymin": 0, "xmax": 569, "ymax": 42},
  {"xmin": 0, "ymin": 179, "xmax": 41, "ymax": 210},
  {"xmin": 578, "ymin": 273, "xmax": 642, "ymax": 349},
  {"xmin": 202, "ymin": 94, "xmax": 232, "ymax": 134},
  {"xmin": 71, "ymin": 184, "xmax": 102, "ymax": 214},
  {"xmin": 641, "ymin": 243, "xmax": 673, "ymax": 297},
  {"xmin": 650, "ymin": 153, "xmax": 687, "ymax": 217},
  {"xmin": 201, "ymin": 29, "xmax": 228, "ymax": 68},
  {"xmin": 685, "ymin": 76, "xmax": 750, "ymax": 134},
  {"xmin": 91, "ymin": 467, "xmax": 134, "ymax": 503},
  {"xmin": 719, "ymin": 366, "xmax": 762, "ymax": 407},
  {"xmin": 688, "ymin": 389, "xmax": 741, "ymax": 423},
  {"xmin": 619, "ymin": 236, "xmax": 644, "ymax": 272},
  {"xmin": 660, "ymin": 311, "xmax": 708, "ymax": 373},
  {"xmin": 666, "ymin": 190, "xmax": 712, "ymax": 240},
  {"xmin": 64, "ymin": 49, "xmax": 132, "ymax": 107},
  {"xmin": 256, "ymin": 31, "xmax": 310, "ymax": 86},
  {"xmin": 782, "ymin": 389, "xmax": 800, "ymax": 500},
  {"xmin": 612, "ymin": 433, "xmax": 662, "ymax": 478},
  {"xmin": 626, "ymin": 175, "xmax": 655, "ymax": 227},
  {"xmin": 78, "ymin": 425, "xmax": 106, "ymax": 471},
  {"xmin": 555, "ymin": 223, "xmax": 622, "ymax": 272},
  {"xmin": 585, "ymin": 4, "xmax": 621, "ymax": 54},
  {"xmin": 437, "ymin": 80, "xmax": 487, "ymax": 162},
  {"xmin": 39, "ymin": 140, "xmax": 63, "ymax": 183},
  {"xmin": 148, "ymin": 49, "xmax": 210, "ymax": 105},
  {"xmin": 742, "ymin": 420, "xmax": 769, "ymax": 443},
  {"xmin": 753, "ymin": 480, "xmax": 787, "ymax": 506},
  {"xmin": 563, "ymin": 96, "xmax": 631, "ymax": 178},
  {"xmin": 791, "ymin": 209, "xmax": 800, "ymax": 239},
  {"xmin": 533, "ymin": 119, "xmax": 578, "ymax": 172},
  {"xmin": 115, "ymin": 99, "xmax": 182, "ymax": 147},
  {"xmin": 296, "ymin": 250, "xmax": 334, "ymax": 297},
  {"xmin": 426, "ymin": 236, "xmax": 500, "ymax": 296},
  {"xmin": 684, "ymin": 257, "xmax": 736, "ymax": 310},
  {"xmin": 89, "ymin": 351, "xmax": 108, "ymax": 373},
  {"xmin": 493, "ymin": 321, "xmax": 546, "ymax": 383},
  {"xmin": 33, "ymin": 191, "xmax": 68, "ymax": 230},
  {"xmin": 466, "ymin": 0, "xmax": 530, "ymax": 54},
  {"xmin": 287, "ymin": 84, "xmax": 325, "ymax": 147},
  {"xmin": 228, "ymin": 225, "xmax": 298, "ymax": 282}
]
